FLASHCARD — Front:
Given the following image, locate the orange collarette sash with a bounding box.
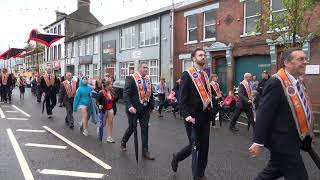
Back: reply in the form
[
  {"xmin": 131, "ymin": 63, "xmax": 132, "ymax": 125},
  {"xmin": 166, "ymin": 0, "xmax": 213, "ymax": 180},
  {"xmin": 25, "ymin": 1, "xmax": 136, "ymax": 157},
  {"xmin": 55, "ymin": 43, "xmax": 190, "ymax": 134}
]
[
  {"xmin": 132, "ymin": 72, "xmax": 152, "ymax": 104},
  {"xmin": 187, "ymin": 67, "xmax": 212, "ymax": 110},
  {"xmin": 274, "ymin": 68, "xmax": 314, "ymax": 139},
  {"xmin": 240, "ymin": 80, "xmax": 253, "ymax": 99},
  {"xmin": 210, "ymin": 81, "xmax": 222, "ymax": 97},
  {"xmin": 43, "ymin": 73, "xmax": 55, "ymax": 87},
  {"xmin": 63, "ymin": 80, "xmax": 77, "ymax": 98},
  {"xmin": 1, "ymin": 73, "xmax": 8, "ymax": 85}
]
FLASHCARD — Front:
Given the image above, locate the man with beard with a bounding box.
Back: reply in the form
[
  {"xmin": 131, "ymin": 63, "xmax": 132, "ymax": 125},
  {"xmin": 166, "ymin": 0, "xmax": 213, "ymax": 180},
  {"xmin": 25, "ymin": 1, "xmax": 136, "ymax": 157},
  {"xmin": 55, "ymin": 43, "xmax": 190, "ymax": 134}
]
[
  {"xmin": 171, "ymin": 48, "xmax": 214, "ymax": 180},
  {"xmin": 40, "ymin": 68, "xmax": 59, "ymax": 118}
]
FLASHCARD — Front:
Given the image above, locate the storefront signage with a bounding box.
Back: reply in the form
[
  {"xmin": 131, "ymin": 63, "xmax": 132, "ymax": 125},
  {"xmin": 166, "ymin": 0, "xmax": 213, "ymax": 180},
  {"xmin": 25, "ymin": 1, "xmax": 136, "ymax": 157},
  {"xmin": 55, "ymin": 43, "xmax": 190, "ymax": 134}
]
[
  {"xmin": 132, "ymin": 51, "xmax": 141, "ymax": 59},
  {"xmin": 102, "ymin": 40, "xmax": 116, "ymax": 63},
  {"xmin": 305, "ymin": 65, "xmax": 320, "ymax": 75},
  {"xmin": 79, "ymin": 56, "xmax": 93, "ymax": 65}
]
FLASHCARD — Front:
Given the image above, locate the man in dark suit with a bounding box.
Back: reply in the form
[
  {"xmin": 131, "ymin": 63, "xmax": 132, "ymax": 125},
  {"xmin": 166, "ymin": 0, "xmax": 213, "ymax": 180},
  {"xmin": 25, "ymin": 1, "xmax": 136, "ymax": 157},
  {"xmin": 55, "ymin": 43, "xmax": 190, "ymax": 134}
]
[
  {"xmin": 40, "ymin": 67, "xmax": 59, "ymax": 118},
  {"xmin": 171, "ymin": 48, "xmax": 214, "ymax": 180},
  {"xmin": 121, "ymin": 62, "xmax": 155, "ymax": 160},
  {"xmin": 229, "ymin": 73, "xmax": 255, "ymax": 131},
  {"xmin": 209, "ymin": 74, "xmax": 223, "ymax": 127},
  {"xmin": 59, "ymin": 72, "xmax": 78, "ymax": 129},
  {"xmin": 249, "ymin": 48, "xmax": 313, "ymax": 180}
]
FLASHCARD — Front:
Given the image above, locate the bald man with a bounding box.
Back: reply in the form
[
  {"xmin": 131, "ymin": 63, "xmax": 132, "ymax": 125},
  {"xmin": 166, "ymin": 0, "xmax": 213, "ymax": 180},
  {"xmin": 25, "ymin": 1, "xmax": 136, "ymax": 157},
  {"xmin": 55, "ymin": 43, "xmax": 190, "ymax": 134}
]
[
  {"xmin": 229, "ymin": 73, "xmax": 255, "ymax": 131},
  {"xmin": 59, "ymin": 72, "xmax": 78, "ymax": 129}
]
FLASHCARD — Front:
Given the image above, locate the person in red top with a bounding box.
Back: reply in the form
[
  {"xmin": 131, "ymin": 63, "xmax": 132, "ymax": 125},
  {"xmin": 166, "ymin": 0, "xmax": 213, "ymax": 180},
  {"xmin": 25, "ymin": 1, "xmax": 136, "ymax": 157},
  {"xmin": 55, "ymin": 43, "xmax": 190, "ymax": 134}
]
[
  {"xmin": 222, "ymin": 90, "xmax": 238, "ymax": 115},
  {"xmin": 97, "ymin": 80, "xmax": 118, "ymax": 143}
]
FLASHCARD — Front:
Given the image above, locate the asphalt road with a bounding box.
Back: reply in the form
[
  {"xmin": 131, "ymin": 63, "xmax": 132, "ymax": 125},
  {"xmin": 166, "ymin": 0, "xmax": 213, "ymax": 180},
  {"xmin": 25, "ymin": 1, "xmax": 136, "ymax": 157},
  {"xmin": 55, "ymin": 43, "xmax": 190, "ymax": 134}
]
[{"xmin": 0, "ymin": 88, "xmax": 319, "ymax": 180}]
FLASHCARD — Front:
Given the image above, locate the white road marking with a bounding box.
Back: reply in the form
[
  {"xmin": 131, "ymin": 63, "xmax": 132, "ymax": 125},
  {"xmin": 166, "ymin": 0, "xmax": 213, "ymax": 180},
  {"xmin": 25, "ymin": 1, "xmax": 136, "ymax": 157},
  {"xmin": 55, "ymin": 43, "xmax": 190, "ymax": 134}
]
[
  {"xmin": 6, "ymin": 129, "xmax": 34, "ymax": 180},
  {"xmin": 43, "ymin": 126, "xmax": 112, "ymax": 170},
  {"xmin": 0, "ymin": 107, "xmax": 5, "ymax": 118},
  {"xmin": 12, "ymin": 105, "xmax": 31, "ymax": 117},
  {"xmin": 25, "ymin": 143, "xmax": 67, "ymax": 149},
  {"xmin": 38, "ymin": 169, "xmax": 105, "ymax": 179},
  {"xmin": 2, "ymin": 105, "xmax": 11, "ymax": 107},
  {"xmin": 16, "ymin": 129, "xmax": 46, "ymax": 133},
  {"xmin": 7, "ymin": 118, "xmax": 29, "ymax": 121},
  {"xmin": 6, "ymin": 110, "xmax": 18, "ymax": 113}
]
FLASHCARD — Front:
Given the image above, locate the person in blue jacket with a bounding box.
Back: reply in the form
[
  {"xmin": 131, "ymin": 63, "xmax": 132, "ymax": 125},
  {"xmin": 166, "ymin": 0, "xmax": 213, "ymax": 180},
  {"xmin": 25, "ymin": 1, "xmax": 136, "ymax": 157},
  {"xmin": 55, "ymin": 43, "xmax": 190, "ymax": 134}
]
[{"xmin": 73, "ymin": 76, "xmax": 93, "ymax": 136}]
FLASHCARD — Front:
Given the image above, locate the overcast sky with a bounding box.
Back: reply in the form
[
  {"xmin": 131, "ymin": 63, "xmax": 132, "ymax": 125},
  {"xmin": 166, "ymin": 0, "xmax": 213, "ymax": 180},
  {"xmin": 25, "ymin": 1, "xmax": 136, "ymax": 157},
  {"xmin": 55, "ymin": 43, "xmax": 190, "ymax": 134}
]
[{"xmin": 0, "ymin": 0, "xmax": 189, "ymax": 52}]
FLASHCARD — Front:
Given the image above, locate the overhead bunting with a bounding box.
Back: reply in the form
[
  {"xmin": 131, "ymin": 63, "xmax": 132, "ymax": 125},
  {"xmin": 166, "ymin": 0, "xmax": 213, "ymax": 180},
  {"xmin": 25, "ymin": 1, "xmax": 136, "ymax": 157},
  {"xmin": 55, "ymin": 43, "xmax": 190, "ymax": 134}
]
[
  {"xmin": 27, "ymin": 29, "xmax": 64, "ymax": 47},
  {"xmin": 0, "ymin": 48, "xmax": 25, "ymax": 60}
]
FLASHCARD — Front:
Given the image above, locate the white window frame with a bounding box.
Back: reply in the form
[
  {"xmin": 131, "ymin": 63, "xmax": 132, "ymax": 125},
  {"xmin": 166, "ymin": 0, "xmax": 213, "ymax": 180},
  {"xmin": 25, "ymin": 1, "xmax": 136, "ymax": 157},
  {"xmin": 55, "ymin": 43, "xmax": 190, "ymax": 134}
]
[
  {"xmin": 186, "ymin": 15, "xmax": 198, "ymax": 43},
  {"xmin": 85, "ymin": 64, "xmax": 90, "ymax": 77},
  {"xmin": 93, "ymin": 64, "xmax": 99, "ymax": 77},
  {"xmin": 119, "ymin": 62, "xmax": 134, "ymax": 80},
  {"xmin": 203, "ymin": 11, "xmax": 216, "ymax": 41},
  {"xmin": 79, "ymin": 40, "xmax": 83, "ymax": 56},
  {"xmin": 72, "ymin": 42, "xmax": 76, "ymax": 57},
  {"xmin": 58, "ymin": 24, "xmax": 61, "ymax": 35},
  {"xmin": 139, "ymin": 19, "xmax": 159, "ymax": 47},
  {"xmin": 93, "ymin": 35, "xmax": 99, "ymax": 54},
  {"xmin": 140, "ymin": 60, "xmax": 159, "ymax": 84},
  {"xmin": 85, "ymin": 37, "xmax": 90, "ymax": 55},
  {"xmin": 58, "ymin": 44, "xmax": 61, "ymax": 59},
  {"xmin": 120, "ymin": 26, "xmax": 135, "ymax": 50},
  {"xmin": 54, "ymin": 45, "xmax": 57, "ymax": 60},
  {"xmin": 243, "ymin": 0, "xmax": 261, "ymax": 36}
]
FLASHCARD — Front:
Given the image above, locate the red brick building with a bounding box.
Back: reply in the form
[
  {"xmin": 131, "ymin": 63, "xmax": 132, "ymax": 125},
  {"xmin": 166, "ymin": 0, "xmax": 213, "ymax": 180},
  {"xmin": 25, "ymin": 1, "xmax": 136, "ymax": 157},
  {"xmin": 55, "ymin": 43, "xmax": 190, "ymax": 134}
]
[{"xmin": 173, "ymin": 0, "xmax": 320, "ymax": 111}]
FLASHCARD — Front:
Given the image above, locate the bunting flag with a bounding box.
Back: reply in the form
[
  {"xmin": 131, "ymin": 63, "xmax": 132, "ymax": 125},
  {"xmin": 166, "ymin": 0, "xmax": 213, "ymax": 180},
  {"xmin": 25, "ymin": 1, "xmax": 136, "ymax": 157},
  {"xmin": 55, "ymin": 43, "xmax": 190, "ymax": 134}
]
[
  {"xmin": 27, "ymin": 29, "xmax": 64, "ymax": 47},
  {"xmin": 0, "ymin": 48, "xmax": 25, "ymax": 60}
]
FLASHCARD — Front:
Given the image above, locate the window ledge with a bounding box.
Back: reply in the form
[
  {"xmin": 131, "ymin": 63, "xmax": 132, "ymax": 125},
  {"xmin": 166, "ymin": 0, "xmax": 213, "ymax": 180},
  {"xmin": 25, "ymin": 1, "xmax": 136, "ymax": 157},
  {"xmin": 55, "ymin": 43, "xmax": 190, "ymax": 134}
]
[
  {"xmin": 139, "ymin": 43, "xmax": 159, "ymax": 48},
  {"xmin": 201, "ymin": 38, "xmax": 216, "ymax": 43},
  {"xmin": 184, "ymin": 41, "xmax": 198, "ymax": 45},
  {"xmin": 240, "ymin": 32, "xmax": 262, "ymax": 38},
  {"xmin": 120, "ymin": 47, "xmax": 135, "ymax": 51}
]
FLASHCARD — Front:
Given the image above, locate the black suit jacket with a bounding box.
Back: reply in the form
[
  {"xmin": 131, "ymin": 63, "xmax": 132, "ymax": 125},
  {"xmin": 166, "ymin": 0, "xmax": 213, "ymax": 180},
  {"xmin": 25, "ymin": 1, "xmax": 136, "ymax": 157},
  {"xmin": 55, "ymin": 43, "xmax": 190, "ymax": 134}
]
[
  {"xmin": 254, "ymin": 77, "xmax": 302, "ymax": 155},
  {"xmin": 236, "ymin": 83, "xmax": 251, "ymax": 110},
  {"xmin": 179, "ymin": 71, "xmax": 214, "ymax": 122},
  {"xmin": 40, "ymin": 75, "xmax": 59, "ymax": 94},
  {"xmin": 123, "ymin": 76, "xmax": 154, "ymax": 114}
]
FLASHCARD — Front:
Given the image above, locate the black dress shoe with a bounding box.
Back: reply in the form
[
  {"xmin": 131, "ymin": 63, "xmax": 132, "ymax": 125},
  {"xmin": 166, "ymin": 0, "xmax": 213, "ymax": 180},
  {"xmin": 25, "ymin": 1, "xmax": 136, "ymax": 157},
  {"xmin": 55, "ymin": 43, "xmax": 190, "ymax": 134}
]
[
  {"xmin": 198, "ymin": 175, "xmax": 208, "ymax": 180},
  {"xmin": 142, "ymin": 152, "xmax": 155, "ymax": 160},
  {"xmin": 69, "ymin": 124, "xmax": 74, "ymax": 129},
  {"xmin": 171, "ymin": 153, "xmax": 178, "ymax": 172},
  {"xmin": 120, "ymin": 143, "xmax": 127, "ymax": 151}
]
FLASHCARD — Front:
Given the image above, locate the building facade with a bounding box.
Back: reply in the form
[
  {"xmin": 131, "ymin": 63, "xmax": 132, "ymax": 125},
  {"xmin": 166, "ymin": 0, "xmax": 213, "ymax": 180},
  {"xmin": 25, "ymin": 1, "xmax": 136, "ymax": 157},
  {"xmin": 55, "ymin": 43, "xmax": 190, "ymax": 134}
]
[
  {"xmin": 173, "ymin": 0, "xmax": 320, "ymax": 110},
  {"xmin": 65, "ymin": 6, "xmax": 173, "ymax": 91},
  {"xmin": 43, "ymin": 0, "xmax": 102, "ymax": 76}
]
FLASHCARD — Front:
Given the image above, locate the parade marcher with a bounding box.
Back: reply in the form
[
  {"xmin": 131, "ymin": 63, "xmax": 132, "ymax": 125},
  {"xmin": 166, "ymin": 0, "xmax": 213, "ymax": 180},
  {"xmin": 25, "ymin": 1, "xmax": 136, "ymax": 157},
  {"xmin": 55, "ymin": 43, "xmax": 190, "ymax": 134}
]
[
  {"xmin": 156, "ymin": 77, "xmax": 169, "ymax": 117},
  {"xmin": 229, "ymin": 73, "xmax": 255, "ymax": 131},
  {"xmin": 40, "ymin": 68, "xmax": 59, "ymax": 118},
  {"xmin": 171, "ymin": 78, "xmax": 181, "ymax": 118},
  {"xmin": 120, "ymin": 62, "xmax": 155, "ymax": 160},
  {"xmin": 17, "ymin": 75, "xmax": 26, "ymax": 100},
  {"xmin": 249, "ymin": 48, "xmax": 315, "ymax": 180},
  {"xmin": 59, "ymin": 75, "xmax": 65, "ymax": 107},
  {"xmin": 35, "ymin": 74, "xmax": 42, "ymax": 103},
  {"xmin": 1, "ymin": 68, "xmax": 13, "ymax": 103},
  {"xmin": 73, "ymin": 76, "xmax": 93, "ymax": 136},
  {"xmin": 171, "ymin": 48, "xmax": 214, "ymax": 180},
  {"xmin": 95, "ymin": 78, "xmax": 103, "ymax": 93},
  {"xmin": 209, "ymin": 74, "xmax": 223, "ymax": 127},
  {"xmin": 31, "ymin": 76, "xmax": 37, "ymax": 96},
  {"xmin": 254, "ymin": 71, "xmax": 270, "ymax": 110},
  {"xmin": 97, "ymin": 80, "xmax": 118, "ymax": 143},
  {"xmin": 59, "ymin": 72, "xmax": 78, "ymax": 129}
]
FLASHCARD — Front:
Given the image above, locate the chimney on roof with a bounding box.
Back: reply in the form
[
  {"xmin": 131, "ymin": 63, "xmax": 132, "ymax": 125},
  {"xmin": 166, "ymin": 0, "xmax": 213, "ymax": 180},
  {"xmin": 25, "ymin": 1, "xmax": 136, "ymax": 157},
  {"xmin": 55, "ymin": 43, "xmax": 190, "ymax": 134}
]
[
  {"xmin": 55, "ymin": 11, "xmax": 67, "ymax": 20},
  {"xmin": 78, "ymin": 0, "xmax": 90, "ymax": 12}
]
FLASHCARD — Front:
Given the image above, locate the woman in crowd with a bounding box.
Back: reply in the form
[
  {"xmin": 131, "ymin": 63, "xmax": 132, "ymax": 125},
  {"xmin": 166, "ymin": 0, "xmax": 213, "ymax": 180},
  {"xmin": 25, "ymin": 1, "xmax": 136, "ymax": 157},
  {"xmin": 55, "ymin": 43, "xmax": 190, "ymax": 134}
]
[
  {"xmin": 73, "ymin": 76, "xmax": 93, "ymax": 136},
  {"xmin": 97, "ymin": 80, "xmax": 118, "ymax": 143},
  {"xmin": 17, "ymin": 75, "xmax": 26, "ymax": 100},
  {"xmin": 95, "ymin": 78, "xmax": 103, "ymax": 93}
]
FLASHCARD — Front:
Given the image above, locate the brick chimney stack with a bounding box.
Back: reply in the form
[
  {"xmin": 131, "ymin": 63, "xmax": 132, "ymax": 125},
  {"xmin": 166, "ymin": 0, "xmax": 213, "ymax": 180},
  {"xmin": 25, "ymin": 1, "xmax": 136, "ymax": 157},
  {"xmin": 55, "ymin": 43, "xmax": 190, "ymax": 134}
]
[{"xmin": 78, "ymin": 0, "xmax": 90, "ymax": 12}]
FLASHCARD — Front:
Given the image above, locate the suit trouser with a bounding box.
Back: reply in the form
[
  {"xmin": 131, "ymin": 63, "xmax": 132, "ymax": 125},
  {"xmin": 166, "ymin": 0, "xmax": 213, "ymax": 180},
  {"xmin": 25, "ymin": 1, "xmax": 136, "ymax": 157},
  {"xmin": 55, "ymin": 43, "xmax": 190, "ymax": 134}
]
[
  {"xmin": 158, "ymin": 93, "xmax": 168, "ymax": 114},
  {"xmin": 65, "ymin": 98, "xmax": 74, "ymax": 125},
  {"xmin": 211, "ymin": 105, "xmax": 223, "ymax": 126},
  {"xmin": 121, "ymin": 109, "xmax": 150, "ymax": 153},
  {"xmin": 230, "ymin": 107, "xmax": 255, "ymax": 128},
  {"xmin": 36, "ymin": 86, "xmax": 42, "ymax": 102},
  {"xmin": 45, "ymin": 93, "xmax": 57, "ymax": 115},
  {"xmin": 175, "ymin": 113, "xmax": 210, "ymax": 178},
  {"xmin": 1, "ymin": 85, "xmax": 11, "ymax": 102},
  {"xmin": 255, "ymin": 152, "xmax": 308, "ymax": 180}
]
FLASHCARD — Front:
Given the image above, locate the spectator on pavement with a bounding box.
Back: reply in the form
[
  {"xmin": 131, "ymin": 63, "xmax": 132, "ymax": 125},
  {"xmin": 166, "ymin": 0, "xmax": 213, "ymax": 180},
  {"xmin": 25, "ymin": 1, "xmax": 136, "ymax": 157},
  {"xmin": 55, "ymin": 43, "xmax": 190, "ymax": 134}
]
[
  {"xmin": 17, "ymin": 75, "xmax": 26, "ymax": 100},
  {"xmin": 155, "ymin": 77, "xmax": 169, "ymax": 117}
]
